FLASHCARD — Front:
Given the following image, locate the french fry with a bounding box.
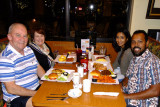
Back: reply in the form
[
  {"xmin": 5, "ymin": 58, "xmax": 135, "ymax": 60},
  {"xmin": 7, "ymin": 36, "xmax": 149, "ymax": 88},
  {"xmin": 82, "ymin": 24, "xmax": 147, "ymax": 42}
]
[{"xmin": 97, "ymin": 75, "xmax": 116, "ymax": 83}]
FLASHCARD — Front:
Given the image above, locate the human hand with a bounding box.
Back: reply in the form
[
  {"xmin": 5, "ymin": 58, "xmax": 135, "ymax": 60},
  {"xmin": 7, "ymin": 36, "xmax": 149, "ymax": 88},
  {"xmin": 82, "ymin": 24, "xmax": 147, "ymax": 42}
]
[
  {"xmin": 39, "ymin": 80, "xmax": 43, "ymax": 84},
  {"xmin": 122, "ymin": 92, "xmax": 128, "ymax": 99}
]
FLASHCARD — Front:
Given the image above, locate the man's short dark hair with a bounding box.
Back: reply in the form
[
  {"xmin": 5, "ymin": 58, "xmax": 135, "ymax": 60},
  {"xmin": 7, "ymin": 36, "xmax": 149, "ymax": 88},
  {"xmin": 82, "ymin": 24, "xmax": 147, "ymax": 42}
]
[{"xmin": 132, "ymin": 30, "xmax": 148, "ymax": 42}]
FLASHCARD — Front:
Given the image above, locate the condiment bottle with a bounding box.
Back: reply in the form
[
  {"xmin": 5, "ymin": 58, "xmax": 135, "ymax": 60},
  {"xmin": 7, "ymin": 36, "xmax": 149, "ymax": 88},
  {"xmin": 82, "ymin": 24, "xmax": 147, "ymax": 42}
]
[{"xmin": 80, "ymin": 55, "xmax": 88, "ymax": 75}]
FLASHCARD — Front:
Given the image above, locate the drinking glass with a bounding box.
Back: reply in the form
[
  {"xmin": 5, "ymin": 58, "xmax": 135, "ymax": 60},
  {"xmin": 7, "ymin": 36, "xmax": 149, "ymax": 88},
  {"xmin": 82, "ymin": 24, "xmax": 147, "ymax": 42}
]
[
  {"xmin": 83, "ymin": 79, "xmax": 91, "ymax": 93},
  {"xmin": 76, "ymin": 50, "xmax": 82, "ymax": 62},
  {"xmin": 99, "ymin": 46, "xmax": 106, "ymax": 55},
  {"xmin": 72, "ymin": 73, "xmax": 80, "ymax": 89}
]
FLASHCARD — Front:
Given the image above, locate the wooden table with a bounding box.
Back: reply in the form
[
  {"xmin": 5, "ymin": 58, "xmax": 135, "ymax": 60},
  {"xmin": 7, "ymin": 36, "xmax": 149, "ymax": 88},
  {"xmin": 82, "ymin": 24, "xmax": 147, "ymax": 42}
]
[{"xmin": 32, "ymin": 63, "xmax": 126, "ymax": 107}]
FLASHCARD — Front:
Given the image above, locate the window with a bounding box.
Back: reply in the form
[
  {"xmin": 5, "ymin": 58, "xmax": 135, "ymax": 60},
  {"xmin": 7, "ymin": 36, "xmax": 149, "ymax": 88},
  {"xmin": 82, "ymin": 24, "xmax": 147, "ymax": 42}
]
[{"xmin": 0, "ymin": 0, "xmax": 131, "ymax": 42}]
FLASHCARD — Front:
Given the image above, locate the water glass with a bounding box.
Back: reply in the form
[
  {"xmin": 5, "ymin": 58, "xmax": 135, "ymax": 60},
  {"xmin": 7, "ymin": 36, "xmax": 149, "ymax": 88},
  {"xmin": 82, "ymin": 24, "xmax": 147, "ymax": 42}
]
[
  {"xmin": 77, "ymin": 64, "xmax": 84, "ymax": 77},
  {"xmin": 72, "ymin": 73, "xmax": 80, "ymax": 88},
  {"xmin": 99, "ymin": 46, "xmax": 106, "ymax": 55},
  {"xmin": 83, "ymin": 79, "xmax": 91, "ymax": 93}
]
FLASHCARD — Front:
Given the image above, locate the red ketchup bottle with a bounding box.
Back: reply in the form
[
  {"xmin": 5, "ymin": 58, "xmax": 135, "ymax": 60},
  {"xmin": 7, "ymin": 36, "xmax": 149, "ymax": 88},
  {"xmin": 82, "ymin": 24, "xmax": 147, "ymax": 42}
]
[{"xmin": 80, "ymin": 55, "xmax": 88, "ymax": 74}]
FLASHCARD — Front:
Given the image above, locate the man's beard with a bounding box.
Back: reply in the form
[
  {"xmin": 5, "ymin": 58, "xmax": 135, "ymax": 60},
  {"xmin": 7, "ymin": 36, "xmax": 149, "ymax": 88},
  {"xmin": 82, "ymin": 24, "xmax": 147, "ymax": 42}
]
[{"xmin": 131, "ymin": 46, "xmax": 146, "ymax": 56}]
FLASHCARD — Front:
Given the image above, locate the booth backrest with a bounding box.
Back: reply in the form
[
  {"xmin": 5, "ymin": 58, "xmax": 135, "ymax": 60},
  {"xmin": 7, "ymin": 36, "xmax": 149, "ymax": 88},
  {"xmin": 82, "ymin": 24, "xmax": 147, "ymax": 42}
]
[
  {"xmin": 0, "ymin": 37, "xmax": 8, "ymax": 107},
  {"xmin": 0, "ymin": 37, "xmax": 8, "ymax": 52}
]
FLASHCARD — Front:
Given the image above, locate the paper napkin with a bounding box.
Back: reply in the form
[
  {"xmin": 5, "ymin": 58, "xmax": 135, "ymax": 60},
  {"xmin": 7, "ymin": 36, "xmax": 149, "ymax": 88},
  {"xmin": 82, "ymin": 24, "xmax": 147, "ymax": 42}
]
[{"xmin": 93, "ymin": 92, "xmax": 119, "ymax": 96}]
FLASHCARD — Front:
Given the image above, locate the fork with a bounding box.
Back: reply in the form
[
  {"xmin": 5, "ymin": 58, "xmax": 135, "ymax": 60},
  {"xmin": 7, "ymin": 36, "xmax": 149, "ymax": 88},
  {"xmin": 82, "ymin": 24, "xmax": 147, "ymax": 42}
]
[
  {"xmin": 50, "ymin": 93, "xmax": 67, "ymax": 96},
  {"xmin": 47, "ymin": 97, "xmax": 70, "ymax": 101}
]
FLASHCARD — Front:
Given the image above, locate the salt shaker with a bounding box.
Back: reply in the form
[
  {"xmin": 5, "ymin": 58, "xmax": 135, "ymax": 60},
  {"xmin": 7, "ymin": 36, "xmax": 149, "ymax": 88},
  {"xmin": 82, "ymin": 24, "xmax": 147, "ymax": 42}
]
[{"xmin": 77, "ymin": 63, "xmax": 84, "ymax": 77}]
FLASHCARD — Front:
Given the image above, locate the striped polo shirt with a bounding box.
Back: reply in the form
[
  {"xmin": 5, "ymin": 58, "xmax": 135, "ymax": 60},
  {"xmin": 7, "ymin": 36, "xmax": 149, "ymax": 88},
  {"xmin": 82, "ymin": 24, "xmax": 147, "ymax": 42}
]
[{"xmin": 0, "ymin": 44, "xmax": 40, "ymax": 101}]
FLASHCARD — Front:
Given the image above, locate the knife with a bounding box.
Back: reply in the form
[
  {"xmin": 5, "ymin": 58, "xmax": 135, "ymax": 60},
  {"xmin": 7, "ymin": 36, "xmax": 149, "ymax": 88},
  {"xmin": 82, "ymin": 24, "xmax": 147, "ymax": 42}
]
[{"xmin": 66, "ymin": 52, "xmax": 69, "ymax": 59}]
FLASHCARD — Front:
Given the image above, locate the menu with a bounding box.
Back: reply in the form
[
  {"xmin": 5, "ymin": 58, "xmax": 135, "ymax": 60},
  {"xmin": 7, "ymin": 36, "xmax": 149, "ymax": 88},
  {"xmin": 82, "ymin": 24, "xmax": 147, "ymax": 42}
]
[{"xmin": 81, "ymin": 39, "xmax": 90, "ymax": 54}]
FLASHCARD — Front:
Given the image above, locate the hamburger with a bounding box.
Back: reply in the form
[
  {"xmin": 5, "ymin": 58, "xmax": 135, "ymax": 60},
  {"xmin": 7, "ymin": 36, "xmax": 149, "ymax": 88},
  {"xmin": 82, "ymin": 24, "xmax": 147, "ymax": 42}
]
[
  {"xmin": 90, "ymin": 70, "xmax": 101, "ymax": 79},
  {"xmin": 48, "ymin": 73, "xmax": 58, "ymax": 80}
]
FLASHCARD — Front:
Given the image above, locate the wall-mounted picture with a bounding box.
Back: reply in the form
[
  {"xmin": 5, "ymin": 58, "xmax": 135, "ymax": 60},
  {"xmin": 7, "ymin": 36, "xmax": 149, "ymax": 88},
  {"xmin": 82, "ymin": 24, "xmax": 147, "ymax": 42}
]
[
  {"xmin": 146, "ymin": 0, "xmax": 160, "ymax": 19},
  {"xmin": 148, "ymin": 29, "xmax": 160, "ymax": 42}
]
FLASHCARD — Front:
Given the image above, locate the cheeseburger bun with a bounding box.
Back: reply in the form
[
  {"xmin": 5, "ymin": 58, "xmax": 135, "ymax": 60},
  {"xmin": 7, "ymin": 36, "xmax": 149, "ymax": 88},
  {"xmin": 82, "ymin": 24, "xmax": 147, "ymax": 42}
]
[
  {"xmin": 48, "ymin": 73, "xmax": 58, "ymax": 80},
  {"xmin": 90, "ymin": 70, "xmax": 100, "ymax": 78},
  {"xmin": 52, "ymin": 69, "xmax": 63, "ymax": 74}
]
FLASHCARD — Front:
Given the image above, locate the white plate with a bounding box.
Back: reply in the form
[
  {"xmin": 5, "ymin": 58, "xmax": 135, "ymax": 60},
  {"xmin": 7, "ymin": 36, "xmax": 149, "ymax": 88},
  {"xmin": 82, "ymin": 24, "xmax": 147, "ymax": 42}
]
[
  {"xmin": 41, "ymin": 69, "xmax": 75, "ymax": 82},
  {"xmin": 68, "ymin": 89, "xmax": 82, "ymax": 98},
  {"xmin": 92, "ymin": 55, "xmax": 111, "ymax": 62},
  {"xmin": 54, "ymin": 55, "xmax": 77, "ymax": 63},
  {"xmin": 88, "ymin": 70, "xmax": 119, "ymax": 85}
]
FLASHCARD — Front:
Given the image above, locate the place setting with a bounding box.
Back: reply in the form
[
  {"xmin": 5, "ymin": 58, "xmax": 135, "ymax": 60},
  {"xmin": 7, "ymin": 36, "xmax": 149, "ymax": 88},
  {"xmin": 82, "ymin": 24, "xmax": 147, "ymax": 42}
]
[
  {"xmin": 41, "ymin": 68, "xmax": 75, "ymax": 82},
  {"xmin": 54, "ymin": 52, "xmax": 77, "ymax": 64}
]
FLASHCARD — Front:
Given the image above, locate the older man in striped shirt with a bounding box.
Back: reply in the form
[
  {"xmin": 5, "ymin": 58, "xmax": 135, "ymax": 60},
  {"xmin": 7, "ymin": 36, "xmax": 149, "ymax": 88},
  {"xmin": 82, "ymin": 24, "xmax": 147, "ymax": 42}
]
[{"xmin": 0, "ymin": 23, "xmax": 45, "ymax": 107}]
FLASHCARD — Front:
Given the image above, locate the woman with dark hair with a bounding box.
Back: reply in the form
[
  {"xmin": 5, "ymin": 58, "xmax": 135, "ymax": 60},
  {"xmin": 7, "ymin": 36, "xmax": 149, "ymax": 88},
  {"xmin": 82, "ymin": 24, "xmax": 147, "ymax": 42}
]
[
  {"xmin": 112, "ymin": 28, "xmax": 133, "ymax": 75},
  {"xmin": 29, "ymin": 28, "xmax": 54, "ymax": 72}
]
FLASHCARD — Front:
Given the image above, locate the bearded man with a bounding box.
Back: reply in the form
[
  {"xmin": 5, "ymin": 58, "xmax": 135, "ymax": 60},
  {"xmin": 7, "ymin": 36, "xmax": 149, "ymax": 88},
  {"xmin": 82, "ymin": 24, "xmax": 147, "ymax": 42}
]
[{"xmin": 121, "ymin": 30, "xmax": 160, "ymax": 107}]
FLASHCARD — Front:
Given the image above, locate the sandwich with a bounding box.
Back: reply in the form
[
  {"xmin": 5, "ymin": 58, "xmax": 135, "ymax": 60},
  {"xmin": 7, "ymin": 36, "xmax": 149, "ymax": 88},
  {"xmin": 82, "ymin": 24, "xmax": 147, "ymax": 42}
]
[
  {"xmin": 52, "ymin": 69, "xmax": 63, "ymax": 74},
  {"xmin": 48, "ymin": 73, "xmax": 58, "ymax": 80},
  {"xmin": 90, "ymin": 70, "xmax": 101, "ymax": 79},
  {"xmin": 93, "ymin": 63, "xmax": 107, "ymax": 70}
]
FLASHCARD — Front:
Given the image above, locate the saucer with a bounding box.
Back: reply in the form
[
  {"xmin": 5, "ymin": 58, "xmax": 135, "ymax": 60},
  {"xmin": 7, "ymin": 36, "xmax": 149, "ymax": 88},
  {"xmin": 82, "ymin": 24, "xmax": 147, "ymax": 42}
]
[{"xmin": 68, "ymin": 89, "xmax": 82, "ymax": 98}]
